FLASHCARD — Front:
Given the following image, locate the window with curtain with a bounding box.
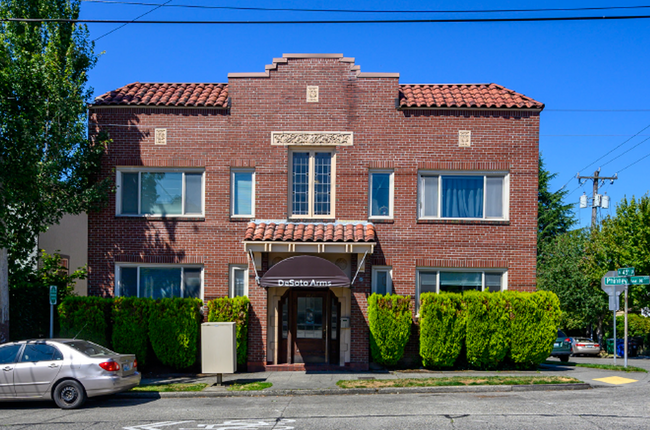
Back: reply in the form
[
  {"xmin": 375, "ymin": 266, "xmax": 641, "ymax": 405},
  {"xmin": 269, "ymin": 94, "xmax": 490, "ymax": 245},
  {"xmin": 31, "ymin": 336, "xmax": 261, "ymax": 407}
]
[
  {"xmin": 230, "ymin": 265, "xmax": 248, "ymax": 297},
  {"xmin": 231, "ymin": 169, "xmax": 255, "ymax": 217},
  {"xmin": 419, "ymin": 173, "xmax": 506, "ymax": 220},
  {"xmin": 116, "ymin": 265, "xmax": 202, "ymax": 299},
  {"xmin": 372, "ymin": 266, "xmax": 393, "ymax": 295},
  {"xmin": 416, "ymin": 269, "xmax": 505, "ymax": 306},
  {"xmin": 118, "ymin": 170, "xmax": 204, "ymax": 216},
  {"xmin": 290, "ymin": 150, "xmax": 334, "ymax": 217}
]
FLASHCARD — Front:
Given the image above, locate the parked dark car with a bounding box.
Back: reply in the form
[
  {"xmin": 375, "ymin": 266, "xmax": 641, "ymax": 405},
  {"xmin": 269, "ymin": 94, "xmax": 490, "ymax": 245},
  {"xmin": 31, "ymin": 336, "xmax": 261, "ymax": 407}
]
[
  {"xmin": 0, "ymin": 339, "xmax": 140, "ymax": 409},
  {"xmin": 550, "ymin": 330, "xmax": 572, "ymax": 362}
]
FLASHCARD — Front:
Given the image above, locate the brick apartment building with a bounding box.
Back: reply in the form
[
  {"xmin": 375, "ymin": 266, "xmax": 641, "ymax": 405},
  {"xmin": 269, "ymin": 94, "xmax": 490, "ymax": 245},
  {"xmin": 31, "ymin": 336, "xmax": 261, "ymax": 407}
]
[{"xmin": 88, "ymin": 54, "xmax": 543, "ymax": 371}]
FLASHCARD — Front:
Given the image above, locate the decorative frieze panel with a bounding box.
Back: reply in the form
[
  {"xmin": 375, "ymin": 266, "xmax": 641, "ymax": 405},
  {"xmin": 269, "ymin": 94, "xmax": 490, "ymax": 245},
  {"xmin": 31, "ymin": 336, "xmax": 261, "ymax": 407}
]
[
  {"xmin": 306, "ymin": 86, "xmax": 319, "ymax": 103},
  {"xmin": 271, "ymin": 131, "xmax": 353, "ymax": 146},
  {"xmin": 155, "ymin": 128, "xmax": 167, "ymax": 145},
  {"xmin": 458, "ymin": 130, "xmax": 471, "ymax": 147}
]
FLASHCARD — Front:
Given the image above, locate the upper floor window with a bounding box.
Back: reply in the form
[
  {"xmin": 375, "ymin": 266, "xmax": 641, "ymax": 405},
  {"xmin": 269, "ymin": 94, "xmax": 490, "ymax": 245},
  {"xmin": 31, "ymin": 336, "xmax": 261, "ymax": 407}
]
[
  {"xmin": 418, "ymin": 173, "xmax": 507, "ymax": 220},
  {"xmin": 231, "ymin": 169, "xmax": 255, "ymax": 217},
  {"xmin": 116, "ymin": 264, "xmax": 202, "ymax": 299},
  {"xmin": 117, "ymin": 169, "xmax": 204, "ymax": 217},
  {"xmin": 290, "ymin": 150, "xmax": 335, "ymax": 218},
  {"xmin": 369, "ymin": 171, "xmax": 394, "ymax": 219}
]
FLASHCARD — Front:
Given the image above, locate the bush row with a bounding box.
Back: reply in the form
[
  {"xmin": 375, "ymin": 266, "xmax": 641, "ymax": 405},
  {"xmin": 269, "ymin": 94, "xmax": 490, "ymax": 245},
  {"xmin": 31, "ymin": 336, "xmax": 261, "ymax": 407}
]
[
  {"xmin": 58, "ymin": 297, "xmax": 202, "ymax": 369},
  {"xmin": 369, "ymin": 290, "xmax": 561, "ymax": 370}
]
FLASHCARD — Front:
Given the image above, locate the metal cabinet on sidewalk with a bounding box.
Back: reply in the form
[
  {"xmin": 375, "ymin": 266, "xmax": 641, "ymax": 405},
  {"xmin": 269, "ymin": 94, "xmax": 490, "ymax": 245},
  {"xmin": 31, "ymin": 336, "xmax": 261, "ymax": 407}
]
[{"xmin": 201, "ymin": 322, "xmax": 237, "ymax": 374}]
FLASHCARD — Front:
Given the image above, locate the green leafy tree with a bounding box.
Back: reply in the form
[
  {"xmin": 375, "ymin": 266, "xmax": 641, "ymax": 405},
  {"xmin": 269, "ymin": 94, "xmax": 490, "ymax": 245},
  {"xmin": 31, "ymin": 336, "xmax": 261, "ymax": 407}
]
[
  {"xmin": 538, "ymin": 156, "xmax": 576, "ymax": 253},
  {"xmin": 0, "ymin": 0, "xmax": 110, "ymax": 341},
  {"xmin": 585, "ymin": 196, "xmax": 650, "ymax": 310}
]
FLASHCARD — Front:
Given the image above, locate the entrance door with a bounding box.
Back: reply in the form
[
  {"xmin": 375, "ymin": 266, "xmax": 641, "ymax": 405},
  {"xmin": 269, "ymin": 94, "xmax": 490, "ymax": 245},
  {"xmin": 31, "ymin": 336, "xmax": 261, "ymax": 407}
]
[{"xmin": 278, "ymin": 289, "xmax": 340, "ymax": 365}]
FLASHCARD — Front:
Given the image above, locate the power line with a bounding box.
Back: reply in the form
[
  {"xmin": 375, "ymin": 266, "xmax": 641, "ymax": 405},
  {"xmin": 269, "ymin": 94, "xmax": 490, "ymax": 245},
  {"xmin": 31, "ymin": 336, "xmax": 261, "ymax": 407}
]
[
  {"xmin": 79, "ymin": 1, "xmax": 650, "ymax": 15},
  {"xmin": 618, "ymin": 150, "xmax": 650, "ymax": 173},
  {"xmin": 93, "ymin": 0, "xmax": 173, "ymax": 41},
  {"xmin": 601, "ymin": 135, "xmax": 650, "ymax": 168},
  {"xmin": 5, "ymin": 14, "xmax": 650, "ymax": 24}
]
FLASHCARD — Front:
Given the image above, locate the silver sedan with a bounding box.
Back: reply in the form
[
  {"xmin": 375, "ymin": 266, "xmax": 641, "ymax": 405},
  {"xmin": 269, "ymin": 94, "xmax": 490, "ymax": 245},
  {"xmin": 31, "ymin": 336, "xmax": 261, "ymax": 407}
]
[
  {"xmin": 571, "ymin": 337, "xmax": 601, "ymax": 356},
  {"xmin": 0, "ymin": 339, "xmax": 140, "ymax": 409}
]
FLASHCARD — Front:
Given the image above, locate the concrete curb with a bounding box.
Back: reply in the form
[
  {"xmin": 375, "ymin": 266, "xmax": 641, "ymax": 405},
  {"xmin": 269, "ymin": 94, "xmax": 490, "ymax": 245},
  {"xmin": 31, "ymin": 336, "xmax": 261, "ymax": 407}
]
[{"xmin": 118, "ymin": 383, "xmax": 592, "ymax": 399}]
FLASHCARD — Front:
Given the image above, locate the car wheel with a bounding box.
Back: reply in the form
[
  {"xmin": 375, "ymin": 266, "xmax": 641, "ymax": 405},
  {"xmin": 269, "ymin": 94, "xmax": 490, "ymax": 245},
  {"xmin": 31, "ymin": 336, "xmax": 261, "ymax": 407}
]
[
  {"xmin": 559, "ymin": 355, "xmax": 570, "ymax": 363},
  {"xmin": 53, "ymin": 380, "xmax": 86, "ymax": 409}
]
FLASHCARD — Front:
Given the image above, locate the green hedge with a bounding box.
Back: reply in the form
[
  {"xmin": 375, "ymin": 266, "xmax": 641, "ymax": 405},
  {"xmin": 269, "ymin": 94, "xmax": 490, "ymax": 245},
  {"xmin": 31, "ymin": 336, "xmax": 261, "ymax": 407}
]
[
  {"xmin": 206, "ymin": 296, "xmax": 250, "ymax": 365},
  {"xmin": 419, "ymin": 292, "xmax": 466, "ymax": 368},
  {"xmin": 506, "ymin": 291, "xmax": 561, "ymax": 368},
  {"xmin": 464, "ymin": 291, "xmax": 512, "ymax": 370},
  {"xmin": 148, "ymin": 298, "xmax": 202, "ymax": 369},
  {"xmin": 112, "ymin": 297, "xmax": 152, "ymax": 367},
  {"xmin": 368, "ymin": 293, "xmax": 412, "ymax": 366},
  {"xmin": 58, "ymin": 296, "xmax": 112, "ymax": 346}
]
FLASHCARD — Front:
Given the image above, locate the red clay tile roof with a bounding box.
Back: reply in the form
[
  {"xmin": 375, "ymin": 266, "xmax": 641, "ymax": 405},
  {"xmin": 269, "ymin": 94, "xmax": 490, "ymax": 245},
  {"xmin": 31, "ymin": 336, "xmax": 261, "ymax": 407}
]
[
  {"xmin": 244, "ymin": 221, "xmax": 376, "ymax": 243},
  {"xmin": 399, "ymin": 83, "xmax": 543, "ymax": 109},
  {"xmin": 93, "ymin": 82, "xmax": 229, "ymax": 107}
]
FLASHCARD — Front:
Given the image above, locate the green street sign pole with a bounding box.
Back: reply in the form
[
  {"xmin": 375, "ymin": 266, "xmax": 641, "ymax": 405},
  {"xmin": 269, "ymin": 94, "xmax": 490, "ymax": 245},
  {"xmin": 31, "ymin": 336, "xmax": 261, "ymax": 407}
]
[{"xmin": 49, "ymin": 285, "xmax": 57, "ymax": 339}]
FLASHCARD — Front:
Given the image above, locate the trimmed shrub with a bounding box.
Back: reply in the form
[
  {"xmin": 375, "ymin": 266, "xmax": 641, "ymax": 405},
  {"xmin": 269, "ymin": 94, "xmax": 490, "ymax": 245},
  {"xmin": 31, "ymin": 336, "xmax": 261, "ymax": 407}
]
[
  {"xmin": 112, "ymin": 297, "xmax": 152, "ymax": 367},
  {"xmin": 368, "ymin": 293, "xmax": 412, "ymax": 366},
  {"xmin": 419, "ymin": 292, "xmax": 466, "ymax": 368},
  {"xmin": 58, "ymin": 296, "xmax": 112, "ymax": 347},
  {"xmin": 505, "ymin": 291, "xmax": 561, "ymax": 368},
  {"xmin": 207, "ymin": 296, "xmax": 250, "ymax": 366},
  {"xmin": 464, "ymin": 291, "xmax": 511, "ymax": 369},
  {"xmin": 148, "ymin": 298, "xmax": 202, "ymax": 369}
]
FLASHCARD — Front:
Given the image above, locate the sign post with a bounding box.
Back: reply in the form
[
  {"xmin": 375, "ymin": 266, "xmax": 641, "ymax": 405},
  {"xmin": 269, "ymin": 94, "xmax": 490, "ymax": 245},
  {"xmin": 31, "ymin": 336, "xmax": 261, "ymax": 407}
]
[{"xmin": 49, "ymin": 285, "xmax": 57, "ymax": 338}]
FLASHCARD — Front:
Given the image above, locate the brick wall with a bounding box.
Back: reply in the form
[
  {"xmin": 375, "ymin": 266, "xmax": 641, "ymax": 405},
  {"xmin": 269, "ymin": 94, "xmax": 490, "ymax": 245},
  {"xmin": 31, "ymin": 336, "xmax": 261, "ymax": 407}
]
[{"xmin": 88, "ymin": 55, "xmax": 539, "ymax": 369}]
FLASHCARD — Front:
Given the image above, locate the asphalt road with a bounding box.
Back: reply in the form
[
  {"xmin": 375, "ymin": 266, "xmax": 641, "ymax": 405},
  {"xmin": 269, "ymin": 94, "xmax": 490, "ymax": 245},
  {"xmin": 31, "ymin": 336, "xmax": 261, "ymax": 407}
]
[{"xmin": 1, "ymin": 381, "xmax": 649, "ymax": 430}]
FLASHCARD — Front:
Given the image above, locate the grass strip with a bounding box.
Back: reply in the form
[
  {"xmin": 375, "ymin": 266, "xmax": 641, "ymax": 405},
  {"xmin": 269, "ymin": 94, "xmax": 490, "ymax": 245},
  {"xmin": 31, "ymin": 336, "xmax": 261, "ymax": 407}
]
[
  {"xmin": 131, "ymin": 383, "xmax": 208, "ymax": 392},
  {"xmin": 543, "ymin": 360, "xmax": 647, "ymax": 373},
  {"xmin": 227, "ymin": 382, "xmax": 273, "ymax": 391},
  {"xmin": 336, "ymin": 376, "xmax": 581, "ymax": 389}
]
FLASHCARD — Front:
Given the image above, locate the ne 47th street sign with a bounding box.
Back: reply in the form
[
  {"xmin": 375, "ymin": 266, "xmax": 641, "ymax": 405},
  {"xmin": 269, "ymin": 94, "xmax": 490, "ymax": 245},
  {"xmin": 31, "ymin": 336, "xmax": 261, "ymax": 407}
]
[{"xmin": 618, "ymin": 267, "xmax": 635, "ymax": 276}]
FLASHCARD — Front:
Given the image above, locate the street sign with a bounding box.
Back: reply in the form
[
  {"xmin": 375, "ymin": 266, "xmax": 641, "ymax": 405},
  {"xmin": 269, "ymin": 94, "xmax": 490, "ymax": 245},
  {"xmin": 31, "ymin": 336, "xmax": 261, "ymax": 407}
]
[
  {"xmin": 630, "ymin": 276, "xmax": 650, "ymax": 285},
  {"xmin": 604, "ymin": 276, "xmax": 629, "ymax": 286},
  {"xmin": 49, "ymin": 285, "xmax": 57, "ymax": 306},
  {"xmin": 618, "ymin": 267, "xmax": 635, "ymax": 276}
]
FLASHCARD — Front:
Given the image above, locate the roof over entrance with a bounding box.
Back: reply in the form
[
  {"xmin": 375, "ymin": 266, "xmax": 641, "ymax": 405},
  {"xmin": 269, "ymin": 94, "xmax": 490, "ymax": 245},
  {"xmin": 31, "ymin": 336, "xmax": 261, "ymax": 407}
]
[{"xmin": 260, "ymin": 255, "xmax": 350, "ymax": 288}]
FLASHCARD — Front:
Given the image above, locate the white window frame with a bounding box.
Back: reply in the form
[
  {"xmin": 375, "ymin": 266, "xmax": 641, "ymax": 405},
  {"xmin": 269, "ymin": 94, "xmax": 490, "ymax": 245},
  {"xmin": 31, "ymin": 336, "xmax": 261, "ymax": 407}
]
[
  {"xmin": 115, "ymin": 167, "xmax": 205, "ymax": 217},
  {"xmin": 416, "ymin": 268, "xmax": 508, "ymax": 310},
  {"xmin": 371, "ymin": 266, "xmax": 393, "ymax": 295},
  {"xmin": 368, "ymin": 170, "xmax": 394, "ymax": 219},
  {"xmin": 115, "ymin": 264, "xmax": 204, "ymax": 299},
  {"xmin": 288, "ymin": 148, "xmax": 336, "ymax": 219},
  {"xmin": 230, "ymin": 168, "xmax": 255, "ymax": 218},
  {"xmin": 417, "ymin": 171, "xmax": 509, "ymax": 221},
  {"xmin": 229, "ymin": 264, "xmax": 249, "ymax": 298}
]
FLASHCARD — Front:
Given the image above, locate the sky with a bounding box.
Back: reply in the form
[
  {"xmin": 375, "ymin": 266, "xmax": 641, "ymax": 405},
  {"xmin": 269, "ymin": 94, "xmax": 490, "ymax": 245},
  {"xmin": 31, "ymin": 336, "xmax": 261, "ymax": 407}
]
[{"xmin": 79, "ymin": 0, "xmax": 650, "ymax": 229}]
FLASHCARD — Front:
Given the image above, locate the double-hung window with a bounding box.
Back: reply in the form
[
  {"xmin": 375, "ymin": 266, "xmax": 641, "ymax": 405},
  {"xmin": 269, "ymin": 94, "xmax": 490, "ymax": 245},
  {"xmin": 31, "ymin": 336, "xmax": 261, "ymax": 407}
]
[
  {"xmin": 231, "ymin": 169, "xmax": 255, "ymax": 217},
  {"xmin": 230, "ymin": 265, "xmax": 248, "ymax": 297},
  {"xmin": 416, "ymin": 269, "xmax": 506, "ymax": 308},
  {"xmin": 117, "ymin": 169, "xmax": 204, "ymax": 216},
  {"xmin": 369, "ymin": 171, "xmax": 394, "ymax": 219},
  {"xmin": 419, "ymin": 173, "xmax": 507, "ymax": 220},
  {"xmin": 116, "ymin": 265, "xmax": 202, "ymax": 299},
  {"xmin": 290, "ymin": 150, "xmax": 335, "ymax": 218},
  {"xmin": 372, "ymin": 266, "xmax": 393, "ymax": 295}
]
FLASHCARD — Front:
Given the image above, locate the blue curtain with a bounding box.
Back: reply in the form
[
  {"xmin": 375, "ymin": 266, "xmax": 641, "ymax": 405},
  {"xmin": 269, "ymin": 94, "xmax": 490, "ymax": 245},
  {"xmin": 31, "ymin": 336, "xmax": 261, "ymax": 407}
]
[{"xmin": 442, "ymin": 176, "xmax": 483, "ymax": 218}]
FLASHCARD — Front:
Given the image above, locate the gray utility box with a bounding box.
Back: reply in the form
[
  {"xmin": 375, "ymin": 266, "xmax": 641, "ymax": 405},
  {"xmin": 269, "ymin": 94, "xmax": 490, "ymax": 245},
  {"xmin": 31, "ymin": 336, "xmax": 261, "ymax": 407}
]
[{"xmin": 201, "ymin": 322, "xmax": 237, "ymax": 374}]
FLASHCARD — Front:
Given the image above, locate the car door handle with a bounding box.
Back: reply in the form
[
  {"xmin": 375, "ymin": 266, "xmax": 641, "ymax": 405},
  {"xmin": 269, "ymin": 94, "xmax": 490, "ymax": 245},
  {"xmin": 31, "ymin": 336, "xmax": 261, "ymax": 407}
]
[
  {"xmin": 2, "ymin": 366, "xmax": 12, "ymax": 371},
  {"xmin": 48, "ymin": 363, "xmax": 59, "ymax": 368}
]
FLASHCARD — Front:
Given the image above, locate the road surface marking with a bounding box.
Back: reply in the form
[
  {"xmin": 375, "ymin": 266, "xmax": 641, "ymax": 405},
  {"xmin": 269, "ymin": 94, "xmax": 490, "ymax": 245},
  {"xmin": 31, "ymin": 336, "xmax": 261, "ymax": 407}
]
[
  {"xmin": 593, "ymin": 376, "xmax": 638, "ymax": 385},
  {"xmin": 124, "ymin": 421, "xmax": 195, "ymax": 430}
]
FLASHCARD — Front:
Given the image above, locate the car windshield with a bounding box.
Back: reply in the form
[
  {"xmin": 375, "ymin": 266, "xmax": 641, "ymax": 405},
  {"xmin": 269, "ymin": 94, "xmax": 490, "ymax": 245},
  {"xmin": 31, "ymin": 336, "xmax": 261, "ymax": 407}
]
[{"xmin": 62, "ymin": 340, "xmax": 117, "ymax": 357}]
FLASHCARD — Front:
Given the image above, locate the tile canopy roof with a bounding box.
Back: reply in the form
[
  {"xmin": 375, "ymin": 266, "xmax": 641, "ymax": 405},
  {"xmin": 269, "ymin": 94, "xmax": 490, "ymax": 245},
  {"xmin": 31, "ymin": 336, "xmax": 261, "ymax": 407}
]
[
  {"xmin": 93, "ymin": 82, "xmax": 229, "ymax": 107},
  {"xmin": 93, "ymin": 82, "xmax": 541, "ymax": 110},
  {"xmin": 398, "ymin": 83, "xmax": 543, "ymax": 109},
  {"xmin": 244, "ymin": 221, "xmax": 376, "ymax": 243}
]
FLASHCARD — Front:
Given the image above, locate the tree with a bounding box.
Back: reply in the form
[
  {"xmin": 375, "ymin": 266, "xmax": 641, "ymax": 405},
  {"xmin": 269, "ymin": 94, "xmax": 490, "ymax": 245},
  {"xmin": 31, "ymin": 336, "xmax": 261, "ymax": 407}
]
[
  {"xmin": 537, "ymin": 229, "xmax": 609, "ymax": 340},
  {"xmin": 537, "ymin": 156, "xmax": 576, "ymax": 253},
  {"xmin": 0, "ymin": 0, "xmax": 110, "ymax": 341},
  {"xmin": 585, "ymin": 196, "xmax": 650, "ymax": 310}
]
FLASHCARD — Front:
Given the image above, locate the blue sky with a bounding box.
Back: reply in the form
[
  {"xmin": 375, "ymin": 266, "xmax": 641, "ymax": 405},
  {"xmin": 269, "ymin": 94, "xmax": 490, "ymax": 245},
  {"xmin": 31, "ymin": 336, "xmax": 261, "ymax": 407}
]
[{"xmin": 80, "ymin": 0, "xmax": 650, "ymax": 229}]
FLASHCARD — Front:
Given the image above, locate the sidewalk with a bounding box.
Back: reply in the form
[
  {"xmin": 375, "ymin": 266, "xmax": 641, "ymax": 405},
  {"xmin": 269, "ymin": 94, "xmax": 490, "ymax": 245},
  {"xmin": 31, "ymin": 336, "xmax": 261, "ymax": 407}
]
[{"xmin": 118, "ymin": 355, "xmax": 650, "ymax": 398}]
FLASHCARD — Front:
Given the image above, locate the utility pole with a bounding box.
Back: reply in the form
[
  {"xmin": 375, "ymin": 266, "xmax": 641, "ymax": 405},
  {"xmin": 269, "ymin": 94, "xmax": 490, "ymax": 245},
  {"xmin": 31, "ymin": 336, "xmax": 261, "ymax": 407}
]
[{"xmin": 577, "ymin": 169, "xmax": 618, "ymax": 227}]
